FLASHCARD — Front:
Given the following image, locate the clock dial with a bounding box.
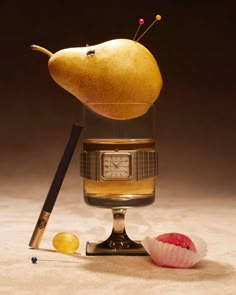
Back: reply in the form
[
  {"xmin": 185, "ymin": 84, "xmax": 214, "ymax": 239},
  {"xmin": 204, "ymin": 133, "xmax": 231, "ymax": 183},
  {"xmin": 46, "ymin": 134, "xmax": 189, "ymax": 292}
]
[{"xmin": 102, "ymin": 153, "xmax": 131, "ymax": 180}]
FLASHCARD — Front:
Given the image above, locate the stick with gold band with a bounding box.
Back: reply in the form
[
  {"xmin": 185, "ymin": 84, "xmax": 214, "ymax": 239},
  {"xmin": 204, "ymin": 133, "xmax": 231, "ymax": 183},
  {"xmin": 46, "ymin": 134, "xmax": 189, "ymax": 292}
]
[{"xmin": 29, "ymin": 123, "xmax": 83, "ymax": 248}]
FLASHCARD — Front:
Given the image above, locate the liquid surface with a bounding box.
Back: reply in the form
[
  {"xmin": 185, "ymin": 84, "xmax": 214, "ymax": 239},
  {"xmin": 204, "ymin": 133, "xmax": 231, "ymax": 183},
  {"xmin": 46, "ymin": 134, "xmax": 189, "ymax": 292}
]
[{"xmin": 83, "ymin": 138, "xmax": 155, "ymax": 151}]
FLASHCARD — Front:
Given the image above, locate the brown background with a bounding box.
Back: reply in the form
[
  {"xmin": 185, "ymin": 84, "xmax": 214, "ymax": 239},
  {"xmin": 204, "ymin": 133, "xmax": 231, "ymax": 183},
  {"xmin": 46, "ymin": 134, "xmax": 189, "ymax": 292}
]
[{"xmin": 0, "ymin": 0, "xmax": 235, "ymax": 198}]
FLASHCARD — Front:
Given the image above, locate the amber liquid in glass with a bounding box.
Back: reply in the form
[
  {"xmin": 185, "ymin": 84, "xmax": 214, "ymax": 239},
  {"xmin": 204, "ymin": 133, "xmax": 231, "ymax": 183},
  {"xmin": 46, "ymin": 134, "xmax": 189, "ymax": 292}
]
[{"xmin": 82, "ymin": 138, "xmax": 156, "ymax": 208}]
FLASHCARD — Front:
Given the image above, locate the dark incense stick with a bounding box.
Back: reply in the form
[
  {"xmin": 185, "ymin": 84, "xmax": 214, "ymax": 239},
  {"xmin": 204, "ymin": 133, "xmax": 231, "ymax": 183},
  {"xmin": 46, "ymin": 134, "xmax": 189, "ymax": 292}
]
[{"xmin": 29, "ymin": 123, "xmax": 83, "ymax": 248}]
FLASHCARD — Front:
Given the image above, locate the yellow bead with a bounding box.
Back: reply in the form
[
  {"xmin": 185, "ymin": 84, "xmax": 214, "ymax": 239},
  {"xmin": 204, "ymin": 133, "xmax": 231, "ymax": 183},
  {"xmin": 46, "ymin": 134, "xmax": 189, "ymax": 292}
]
[
  {"xmin": 52, "ymin": 232, "xmax": 80, "ymax": 253},
  {"xmin": 156, "ymin": 15, "xmax": 161, "ymax": 21}
]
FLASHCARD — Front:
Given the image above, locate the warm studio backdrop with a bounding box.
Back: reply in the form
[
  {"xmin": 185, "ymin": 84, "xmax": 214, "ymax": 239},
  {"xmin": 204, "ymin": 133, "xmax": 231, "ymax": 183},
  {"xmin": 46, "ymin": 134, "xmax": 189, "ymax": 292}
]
[
  {"xmin": 0, "ymin": 1, "xmax": 235, "ymax": 294},
  {"xmin": 1, "ymin": 0, "xmax": 235, "ymax": 196}
]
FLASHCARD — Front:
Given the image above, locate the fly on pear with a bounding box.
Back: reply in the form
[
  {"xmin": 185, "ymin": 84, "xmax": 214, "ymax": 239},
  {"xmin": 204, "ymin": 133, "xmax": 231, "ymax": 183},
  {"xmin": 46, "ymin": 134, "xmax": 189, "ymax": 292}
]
[{"xmin": 86, "ymin": 50, "xmax": 95, "ymax": 56}]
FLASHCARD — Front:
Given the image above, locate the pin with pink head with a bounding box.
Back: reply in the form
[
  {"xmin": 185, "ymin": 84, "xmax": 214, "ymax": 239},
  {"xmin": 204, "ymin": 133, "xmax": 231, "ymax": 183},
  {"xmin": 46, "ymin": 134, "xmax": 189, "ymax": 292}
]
[
  {"xmin": 139, "ymin": 19, "xmax": 145, "ymax": 25},
  {"xmin": 133, "ymin": 18, "xmax": 145, "ymax": 40}
]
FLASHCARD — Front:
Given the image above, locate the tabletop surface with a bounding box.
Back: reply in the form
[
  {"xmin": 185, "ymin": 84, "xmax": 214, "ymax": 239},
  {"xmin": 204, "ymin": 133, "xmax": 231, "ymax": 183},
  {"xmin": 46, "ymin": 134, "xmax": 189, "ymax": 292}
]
[{"xmin": 0, "ymin": 173, "xmax": 235, "ymax": 295}]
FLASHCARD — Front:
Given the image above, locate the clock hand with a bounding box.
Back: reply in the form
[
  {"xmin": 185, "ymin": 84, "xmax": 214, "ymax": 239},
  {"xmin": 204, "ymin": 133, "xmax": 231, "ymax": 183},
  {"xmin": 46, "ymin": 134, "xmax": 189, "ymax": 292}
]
[{"xmin": 111, "ymin": 162, "xmax": 119, "ymax": 168}]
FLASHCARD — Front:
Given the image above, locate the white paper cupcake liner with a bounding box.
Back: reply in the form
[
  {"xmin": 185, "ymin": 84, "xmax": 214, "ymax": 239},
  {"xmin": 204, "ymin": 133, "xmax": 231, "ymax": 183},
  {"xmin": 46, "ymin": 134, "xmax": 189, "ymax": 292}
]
[{"xmin": 142, "ymin": 235, "xmax": 207, "ymax": 268}]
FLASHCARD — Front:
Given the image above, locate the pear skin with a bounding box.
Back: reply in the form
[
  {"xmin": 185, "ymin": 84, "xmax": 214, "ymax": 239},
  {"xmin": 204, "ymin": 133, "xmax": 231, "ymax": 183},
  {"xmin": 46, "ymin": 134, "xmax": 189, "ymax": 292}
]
[{"xmin": 32, "ymin": 39, "xmax": 162, "ymax": 120}]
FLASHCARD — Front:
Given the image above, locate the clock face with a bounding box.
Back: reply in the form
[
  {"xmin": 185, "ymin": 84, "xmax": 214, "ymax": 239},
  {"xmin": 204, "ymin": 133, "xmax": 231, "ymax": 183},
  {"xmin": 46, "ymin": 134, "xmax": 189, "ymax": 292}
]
[{"xmin": 102, "ymin": 153, "xmax": 131, "ymax": 180}]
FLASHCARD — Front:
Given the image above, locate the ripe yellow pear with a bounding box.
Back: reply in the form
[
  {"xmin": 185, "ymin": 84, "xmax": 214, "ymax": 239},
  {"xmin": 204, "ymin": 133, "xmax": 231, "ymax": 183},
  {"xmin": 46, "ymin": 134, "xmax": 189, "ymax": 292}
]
[{"xmin": 32, "ymin": 39, "xmax": 162, "ymax": 120}]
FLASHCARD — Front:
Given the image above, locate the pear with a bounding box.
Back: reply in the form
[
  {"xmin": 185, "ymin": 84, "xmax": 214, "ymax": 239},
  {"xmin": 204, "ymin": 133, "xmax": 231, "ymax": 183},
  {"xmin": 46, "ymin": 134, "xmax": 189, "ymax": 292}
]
[{"xmin": 32, "ymin": 39, "xmax": 162, "ymax": 120}]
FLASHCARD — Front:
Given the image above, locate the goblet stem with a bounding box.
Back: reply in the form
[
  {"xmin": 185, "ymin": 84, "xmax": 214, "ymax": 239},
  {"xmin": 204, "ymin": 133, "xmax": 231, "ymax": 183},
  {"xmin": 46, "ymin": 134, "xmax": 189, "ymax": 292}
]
[
  {"xmin": 95, "ymin": 208, "xmax": 140, "ymax": 251},
  {"xmin": 112, "ymin": 208, "xmax": 126, "ymax": 233},
  {"xmin": 86, "ymin": 207, "xmax": 149, "ymax": 255},
  {"xmin": 106, "ymin": 208, "xmax": 131, "ymax": 249}
]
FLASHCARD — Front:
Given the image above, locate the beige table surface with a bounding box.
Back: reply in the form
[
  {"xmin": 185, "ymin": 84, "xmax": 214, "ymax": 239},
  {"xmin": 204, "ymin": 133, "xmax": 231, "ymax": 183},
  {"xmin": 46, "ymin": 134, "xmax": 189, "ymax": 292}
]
[{"xmin": 0, "ymin": 169, "xmax": 235, "ymax": 295}]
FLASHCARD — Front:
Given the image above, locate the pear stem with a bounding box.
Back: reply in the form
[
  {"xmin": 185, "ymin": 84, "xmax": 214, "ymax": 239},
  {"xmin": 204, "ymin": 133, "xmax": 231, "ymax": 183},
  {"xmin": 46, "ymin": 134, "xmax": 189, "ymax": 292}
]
[{"xmin": 31, "ymin": 45, "xmax": 53, "ymax": 57}]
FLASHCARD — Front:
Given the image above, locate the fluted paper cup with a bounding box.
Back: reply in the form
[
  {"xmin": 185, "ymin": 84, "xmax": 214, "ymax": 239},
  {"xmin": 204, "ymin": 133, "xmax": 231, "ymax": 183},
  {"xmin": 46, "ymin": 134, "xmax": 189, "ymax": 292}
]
[{"xmin": 142, "ymin": 235, "xmax": 207, "ymax": 268}]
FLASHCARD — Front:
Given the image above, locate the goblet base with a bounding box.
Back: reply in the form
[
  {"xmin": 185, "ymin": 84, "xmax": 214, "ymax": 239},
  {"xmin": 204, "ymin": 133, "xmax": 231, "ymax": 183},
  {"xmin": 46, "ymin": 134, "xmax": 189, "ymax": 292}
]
[{"xmin": 86, "ymin": 240, "xmax": 148, "ymax": 256}]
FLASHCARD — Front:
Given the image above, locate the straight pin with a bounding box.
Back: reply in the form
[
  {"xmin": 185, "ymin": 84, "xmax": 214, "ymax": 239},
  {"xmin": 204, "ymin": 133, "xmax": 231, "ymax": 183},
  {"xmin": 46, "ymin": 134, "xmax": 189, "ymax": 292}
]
[
  {"xmin": 133, "ymin": 18, "xmax": 145, "ymax": 40},
  {"xmin": 136, "ymin": 15, "xmax": 161, "ymax": 42}
]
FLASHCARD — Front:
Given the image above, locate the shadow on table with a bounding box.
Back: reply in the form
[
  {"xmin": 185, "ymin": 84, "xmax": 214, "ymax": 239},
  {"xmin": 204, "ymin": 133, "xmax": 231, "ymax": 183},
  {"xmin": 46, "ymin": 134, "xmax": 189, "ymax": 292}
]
[
  {"xmin": 30, "ymin": 248, "xmax": 235, "ymax": 282},
  {"xmin": 82, "ymin": 256, "xmax": 235, "ymax": 282}
]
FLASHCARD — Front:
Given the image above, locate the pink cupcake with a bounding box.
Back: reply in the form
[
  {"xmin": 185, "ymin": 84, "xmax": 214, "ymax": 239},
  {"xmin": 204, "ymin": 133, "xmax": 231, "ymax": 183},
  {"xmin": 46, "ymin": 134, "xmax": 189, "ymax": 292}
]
[{"xmin": 142, "ymin": 233, "xmax": 207, "ymax": 268}]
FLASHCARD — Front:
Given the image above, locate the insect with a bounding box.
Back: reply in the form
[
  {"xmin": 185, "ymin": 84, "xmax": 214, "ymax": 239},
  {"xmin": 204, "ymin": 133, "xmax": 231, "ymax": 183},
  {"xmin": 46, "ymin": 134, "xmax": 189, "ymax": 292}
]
[
  {"xmin": 86, "ymin": 44, "xmax": 95, "ymax": 56},
  {"xmin": 86, "ymin": 49, "xmax": 95, "ymax": 56}
]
